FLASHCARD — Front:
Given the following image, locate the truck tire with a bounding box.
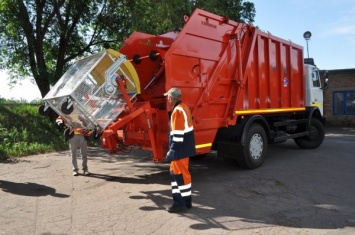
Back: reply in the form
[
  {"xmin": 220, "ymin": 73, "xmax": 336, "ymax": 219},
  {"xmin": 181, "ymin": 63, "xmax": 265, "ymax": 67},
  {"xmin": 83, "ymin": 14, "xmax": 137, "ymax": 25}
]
[
  {"xmin": 241, "ymin": 123, "xmax": 268, "ymax": 169},
  {"xmin": 294, "ymin": 118, "xmax": 324, "ymax": 149}
]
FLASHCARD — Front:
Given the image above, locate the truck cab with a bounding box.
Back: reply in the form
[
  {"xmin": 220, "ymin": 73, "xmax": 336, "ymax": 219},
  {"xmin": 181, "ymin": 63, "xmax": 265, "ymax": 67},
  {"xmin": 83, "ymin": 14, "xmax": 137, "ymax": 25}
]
[{"xmin": 304, "ymin": 58, "xmax": 324, "ymax": 116}]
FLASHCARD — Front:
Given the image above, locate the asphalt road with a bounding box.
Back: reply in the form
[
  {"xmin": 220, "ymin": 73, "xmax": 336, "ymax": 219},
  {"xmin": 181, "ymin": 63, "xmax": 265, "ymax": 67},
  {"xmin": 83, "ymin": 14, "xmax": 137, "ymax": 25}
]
[{"xmin": 0, "ymin": 127, "xmax": 354, "ymax": 235}]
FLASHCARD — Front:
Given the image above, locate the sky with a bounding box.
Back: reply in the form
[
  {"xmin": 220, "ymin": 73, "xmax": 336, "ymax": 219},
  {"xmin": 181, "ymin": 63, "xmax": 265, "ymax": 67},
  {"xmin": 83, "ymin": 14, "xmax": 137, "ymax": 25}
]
[
  {"xmin": 251, "ymin": 0, "xmax": 355, "ymax": 70},
  {"xmin": 0, "ymin": 0, "xmax": 354, "ymax": 101}
]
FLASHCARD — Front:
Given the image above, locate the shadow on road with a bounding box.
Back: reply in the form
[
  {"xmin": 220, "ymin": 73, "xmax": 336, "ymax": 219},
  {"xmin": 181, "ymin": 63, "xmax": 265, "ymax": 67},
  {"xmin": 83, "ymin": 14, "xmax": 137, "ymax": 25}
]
[
  {"xmin": 87, "ymin": 171, "xmax": 168, "ymax": 185},
  {"xmin": 117, "ymin": 134, "xmax": 355, "ymax": 231},
  {"xmin": 0, "ymin": 180, "xmax": 69, "ymax": 198}
]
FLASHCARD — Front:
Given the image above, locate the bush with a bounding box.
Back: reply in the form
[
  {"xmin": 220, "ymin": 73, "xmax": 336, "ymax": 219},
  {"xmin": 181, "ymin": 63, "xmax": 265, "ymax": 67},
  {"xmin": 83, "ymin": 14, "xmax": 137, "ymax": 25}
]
[{"xmin": 0, "ymin": 102, "xmax": 68, "ymax": 160}]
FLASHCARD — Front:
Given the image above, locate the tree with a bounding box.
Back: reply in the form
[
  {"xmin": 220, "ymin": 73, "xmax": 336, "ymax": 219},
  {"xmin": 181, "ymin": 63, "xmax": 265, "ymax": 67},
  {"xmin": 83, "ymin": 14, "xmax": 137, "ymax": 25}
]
[
  {"xmin": 126, "ymin": 0, "xmax": 255, "ymax": 35},
  {"xmin": 0, "ymin": 0, "xmax": 131, "ymax": 98},
  {"xmin": 191, "ymin": 0, "xmax": 255, "ymax": 23},
  {"xmin": 125, "ymin": 0, "xmax": 194, "ymax": 35},
  {"xmin": 0, "ymin": 0, "xmax": 255, "ymax": 99}
]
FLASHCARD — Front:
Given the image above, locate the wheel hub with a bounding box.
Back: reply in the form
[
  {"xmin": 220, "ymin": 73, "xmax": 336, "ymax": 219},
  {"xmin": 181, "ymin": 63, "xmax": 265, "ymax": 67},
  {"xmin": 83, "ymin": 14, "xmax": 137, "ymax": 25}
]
[
  {"xmin": 309, "ymin": 126, "xmax": 319, "ymax": 139},
  {"xmin": 249, "ymin": 133, "xmax": 263, "ymax": 160}
]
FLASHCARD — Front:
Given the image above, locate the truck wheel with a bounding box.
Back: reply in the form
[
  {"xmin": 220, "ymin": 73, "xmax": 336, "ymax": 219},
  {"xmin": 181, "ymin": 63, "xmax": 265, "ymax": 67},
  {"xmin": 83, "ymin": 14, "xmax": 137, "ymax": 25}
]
[
  {"xmin": 241, "ymin": 123, "xmax": 267, "ymax": 169},
  {"xmin": 294, "ymin": 118, "xmax": 324, "ymax": 149}
]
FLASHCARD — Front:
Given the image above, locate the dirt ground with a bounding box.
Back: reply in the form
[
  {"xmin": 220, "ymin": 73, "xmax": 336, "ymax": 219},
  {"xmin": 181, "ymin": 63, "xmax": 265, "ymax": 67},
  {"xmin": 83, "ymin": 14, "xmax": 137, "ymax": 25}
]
[{"xmin": 1, "ymin": 127, "xmax": 355, "ymax": 235}]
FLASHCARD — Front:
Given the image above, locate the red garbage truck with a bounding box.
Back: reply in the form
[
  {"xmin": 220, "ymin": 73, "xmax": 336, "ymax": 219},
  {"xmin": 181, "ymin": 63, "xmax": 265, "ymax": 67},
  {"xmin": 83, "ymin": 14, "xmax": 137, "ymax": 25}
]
[{"xmin": 41, "ymin": 8, "xmax": 326, "ymax": 169}]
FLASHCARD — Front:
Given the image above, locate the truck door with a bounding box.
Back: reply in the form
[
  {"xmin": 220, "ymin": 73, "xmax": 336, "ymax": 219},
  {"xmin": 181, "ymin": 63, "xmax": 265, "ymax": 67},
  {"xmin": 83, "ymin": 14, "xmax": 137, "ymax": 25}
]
[{"xmin": 305, "ymin": 64, "xmax": 324, "ymax": 115}]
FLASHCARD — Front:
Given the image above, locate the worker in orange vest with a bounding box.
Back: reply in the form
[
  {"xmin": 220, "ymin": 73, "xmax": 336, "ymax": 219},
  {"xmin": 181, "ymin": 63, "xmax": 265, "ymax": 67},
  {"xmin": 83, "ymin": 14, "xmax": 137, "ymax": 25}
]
[
  {"xmin": 56, "ymin": 115, "xmax": 91, "ymax": 176},
  {"xmin": 164, "ymin": 88, "xmax": 196, "ymax": 213}
]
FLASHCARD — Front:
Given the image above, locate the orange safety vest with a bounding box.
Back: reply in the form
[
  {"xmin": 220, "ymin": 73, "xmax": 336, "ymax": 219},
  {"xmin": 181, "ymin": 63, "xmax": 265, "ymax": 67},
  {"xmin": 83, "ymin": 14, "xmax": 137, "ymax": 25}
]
[
  {"xmin": 56, "ymin": 116, "xmax": 89, "ymax": 136},
  {"xmin": 168, "ymin": 100, "xmax": 196, "ymax": 159}
]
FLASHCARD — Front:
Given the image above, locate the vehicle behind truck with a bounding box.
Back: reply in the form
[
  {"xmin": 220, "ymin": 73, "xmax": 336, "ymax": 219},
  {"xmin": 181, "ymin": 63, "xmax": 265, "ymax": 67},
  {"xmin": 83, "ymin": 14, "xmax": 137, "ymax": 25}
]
[{"xmin": 39, "ymin": 8, "xmax": 326, "ymax": 169}]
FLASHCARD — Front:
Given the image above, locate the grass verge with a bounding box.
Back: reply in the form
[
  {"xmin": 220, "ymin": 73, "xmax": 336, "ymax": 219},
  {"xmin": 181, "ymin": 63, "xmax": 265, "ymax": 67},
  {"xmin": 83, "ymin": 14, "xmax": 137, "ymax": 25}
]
[{"xmin": 0, "ymin": 102, "xmax": 68, "ymax": 160}]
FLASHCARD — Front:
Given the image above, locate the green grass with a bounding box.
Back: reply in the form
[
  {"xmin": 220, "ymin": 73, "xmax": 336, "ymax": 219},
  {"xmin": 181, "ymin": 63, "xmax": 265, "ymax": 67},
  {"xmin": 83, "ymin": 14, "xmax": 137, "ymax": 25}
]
[{"xmin": 0, "ymin": 101, "xmax": 69, "ymax": 160}]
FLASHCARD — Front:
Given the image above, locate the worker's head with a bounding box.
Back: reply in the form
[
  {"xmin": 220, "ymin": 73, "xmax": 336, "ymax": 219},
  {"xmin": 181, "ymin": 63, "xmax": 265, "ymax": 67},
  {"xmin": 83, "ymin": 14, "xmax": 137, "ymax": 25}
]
[{"xmin": 164, "ymin": 87, "xmax": 181, "ymax": 106}]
